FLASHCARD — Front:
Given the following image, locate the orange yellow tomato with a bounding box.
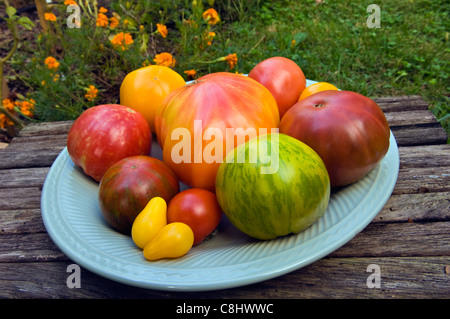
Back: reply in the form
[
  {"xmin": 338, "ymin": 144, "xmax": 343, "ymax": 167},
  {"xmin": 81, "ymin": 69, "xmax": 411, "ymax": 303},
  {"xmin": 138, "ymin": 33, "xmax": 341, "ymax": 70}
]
[
  {"xmin": 298, "ymin": 82, "xmax": 339, "ymax": 101},
  {"xmin": 119, "ymin": 65, "xmax": 186, "ymax": 133}
]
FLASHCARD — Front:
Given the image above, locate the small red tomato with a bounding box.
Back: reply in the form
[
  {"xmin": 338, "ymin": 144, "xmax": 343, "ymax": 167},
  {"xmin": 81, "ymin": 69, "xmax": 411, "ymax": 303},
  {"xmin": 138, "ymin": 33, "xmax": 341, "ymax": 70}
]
[{"xmin": 167, "ymin": 188, "xmax": 223, "ymax": 245}]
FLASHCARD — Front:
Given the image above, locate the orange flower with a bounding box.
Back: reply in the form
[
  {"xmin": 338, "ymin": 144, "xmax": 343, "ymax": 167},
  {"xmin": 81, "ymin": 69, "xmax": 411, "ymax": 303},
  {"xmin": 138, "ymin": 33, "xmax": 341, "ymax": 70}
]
[
  {"xmin": 44, "ymin": 56, "xmax": 60, "ymax": 70},
  {"xmin": 64, "ymin": 0, "xmax": 77, "ymax": 5},
  {"xmin": 85, "ymin": 85, "xmax": 98, "ymax": 101},
  {"xmin": 2, "ymin": 98, "xmax": 15, "ymax": 112},
  {"xmin": 44, "ymin": 13, "xmax": 57, "ymax": 22},
  {"xmin": 109, "ymin": 16, "xmax": 120, "ymax": 29},
  {"xmin": 99, "ymin": 7, "xmax": 108, "ymax": 13},
  {"xmin": 157, "ymin": 23, "xmax": 168, "ymax": 38},
  {"xmin": 110, "ymin": 32, "xmax": 134, "ymax": 51},
  {"xmin": 202, "ymin": 8, "xmax": 220, "ymax": 25},
  {"xmin": 204, "ymin": 31, "xmax": 216, "ymax": 45},
  {"xmin": 184, "ymin": 69, "xmax": 197, "ymax": 80},
  {"xmin": 153, "ymin": 52, "xmax": 176, "ymax": 67},
  {"xmin": 16, "ymin": 100, "xmax": 35, "ymax": 117},
  {"xmin": 96, "ymin": 13, "xmax": 108, "ymax": 27},
  {"xmin": 225, "ymin": 53, "xmax": 238, "ymax": 70}
]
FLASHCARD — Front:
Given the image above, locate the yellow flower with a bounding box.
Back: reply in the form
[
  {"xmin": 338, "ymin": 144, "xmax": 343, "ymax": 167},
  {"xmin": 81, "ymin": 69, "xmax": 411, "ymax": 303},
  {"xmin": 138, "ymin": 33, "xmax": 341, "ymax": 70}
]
[
  {"xmin": 44, "ymin": 13, "xmax": 57, "ymax": 22},
  {"xmin": 202, "ymin": 8, "xmax": 220, "ymax": 25},
  {"xmin": 99, "ymin": 7, "xmax": 108, "ymax": 13},
  {"xmin": 184, "ymin": 69, "xmax": 197, "ymax": 80},
  {"xmin": 109, "ymin": 16, "xmax": 120, "ymax": 29},
  {"xmin": 225, "ymin": 53, "xmax": 238, "ymax": 70},
  {"xmin": 44, "ymin": 56, "xmax": 60, "ymax": 70},
  {"xmin": 96, "ymin": 13, "xmax": 109, "ymax": 27},
  {"xmin": 85, "ymin": 85, "xmax": 98, "ymax": 101},
  {"xmin": 157, "ymin": 23, "xmax": 168, "ymax": 38},
  {"xmin": 153, "ymin": 52, "xmax": 176, "ymax": 67},
  {"xmin": 110, "ymin": 32, "xmax": 134, "ymax": 51}
]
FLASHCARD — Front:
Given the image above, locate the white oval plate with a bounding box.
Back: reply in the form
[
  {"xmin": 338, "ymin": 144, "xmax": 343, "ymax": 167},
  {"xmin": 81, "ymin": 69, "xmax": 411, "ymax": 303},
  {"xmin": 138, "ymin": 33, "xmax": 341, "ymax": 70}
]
[{"xmin": 41, "ymin": 81, "xmax": 399, "ymax": 291}]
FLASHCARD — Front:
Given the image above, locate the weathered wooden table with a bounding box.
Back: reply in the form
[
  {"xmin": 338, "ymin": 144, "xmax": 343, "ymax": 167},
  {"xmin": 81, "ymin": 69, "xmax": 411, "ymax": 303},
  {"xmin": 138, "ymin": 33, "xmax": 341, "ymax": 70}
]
[{"xmin": 0, "ymin": 96, "xmax": 448, "ymax": 299}]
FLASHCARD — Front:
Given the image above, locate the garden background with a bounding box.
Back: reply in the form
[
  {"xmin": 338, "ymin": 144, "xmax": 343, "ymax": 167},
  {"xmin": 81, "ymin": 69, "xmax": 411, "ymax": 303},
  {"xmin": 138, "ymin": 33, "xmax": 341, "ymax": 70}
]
[{"xmin": 0, "ymin": 0, "xmax": 448, "ymax": 143}]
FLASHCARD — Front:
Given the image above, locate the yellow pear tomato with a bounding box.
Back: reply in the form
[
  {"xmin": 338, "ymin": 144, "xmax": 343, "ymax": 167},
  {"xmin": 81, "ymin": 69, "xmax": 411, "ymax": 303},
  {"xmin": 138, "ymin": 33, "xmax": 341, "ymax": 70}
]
[{"xmin": 119, "ymin": 65, "xmax": 186, "ymax": 133}]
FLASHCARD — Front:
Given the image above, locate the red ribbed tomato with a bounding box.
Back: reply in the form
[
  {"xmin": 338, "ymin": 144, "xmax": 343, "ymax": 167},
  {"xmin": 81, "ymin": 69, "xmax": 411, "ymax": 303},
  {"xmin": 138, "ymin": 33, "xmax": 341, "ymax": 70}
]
[
  {"xmin": 279, "ymin": 90, "xmax": 390, "ymax": 187},
  {"xmin": 155, "ymin": 72, "xmax": 280, "ymax": 191}
]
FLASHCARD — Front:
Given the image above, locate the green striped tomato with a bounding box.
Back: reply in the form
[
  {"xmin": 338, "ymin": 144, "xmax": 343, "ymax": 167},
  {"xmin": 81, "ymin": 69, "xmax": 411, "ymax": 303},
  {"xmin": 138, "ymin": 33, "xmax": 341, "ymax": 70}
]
[{"xmin": 215, "ymin": 133, "xmax": 330, "ymax": 240}]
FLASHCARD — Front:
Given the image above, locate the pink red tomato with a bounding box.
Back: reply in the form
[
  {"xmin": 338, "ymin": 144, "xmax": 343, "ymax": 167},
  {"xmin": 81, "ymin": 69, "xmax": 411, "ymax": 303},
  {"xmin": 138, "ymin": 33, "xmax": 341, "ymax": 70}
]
[
  {"xmin": 98, "ymin": 155, "xmax": 180, "ymax": 234},
  {"xmin": 167, "ymin": 188, "xmax": 223, "ymax": 245},
  {"xmin": 248, "ymin": 56, "xmax": 306, "ymax": 118},
  {"xmin": 279, "ymin": 90, "xmax": 390, "ymax": 187},
  {"xmin": 67, "ymin": 104, "xmax": 151, "ymax": 182}
]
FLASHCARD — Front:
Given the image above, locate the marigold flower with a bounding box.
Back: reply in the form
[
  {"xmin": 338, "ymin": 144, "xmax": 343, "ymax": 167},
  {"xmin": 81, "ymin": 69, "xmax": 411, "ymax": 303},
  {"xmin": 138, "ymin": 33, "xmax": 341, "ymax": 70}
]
[
  {"xmin": 184, "ymin": 69, "xmax": 197, "ymax": 80},
  {"xmin": 64, "ymin": 0, "xmax": 77, "ymax": 5},
  {"xmin": 44, "ymin": 56, "xmax": 60, "ymax": 70},
  {"xmin": 85, "ymin": 85, "xmax": 98, "ymax": 101},
  {"xmin": 44, "ymin": 13, "xmax": 57, "ymax": 22},
  {"xmin": 153, "ymin": 52, "xmax": 176, "ymax": 67},
  {"xmin": 99, "ymin": 7, "xmax": 108, "ymax": 13},
  {"xmin": 202, "ymin": 8, "xmax": 220, "ymax": 25},
  {"xmin": 109, "ymin": 16, "xmax": 120, "ymax": 29},
  {"xmin": 110, "ymin": 32, "xmax": 134, "ymax": 51},
  {"xmin": 204, "ymin": 31, "xmax": 216, "ymax": 45},
  {"xmin": 16, "ymin": 100, "xmax": 35, "ymax": 118},
  {"xmin": 96, "ymin": 13, "xmax": 108, "ymax": 27},
  {"xmin": 157, "ymin": 23, "xmax": 168, "ymax": 38},
  {"xmin": 225, "ymin": 53, "xmax": 238, "ymax": 70},
  {"xmin": 2, "ymin": 98, "xmax": 15, "ymax": 112},
  {"xmin": 0, "ymin": 113, "xmax": 14, "ymax": 129}
]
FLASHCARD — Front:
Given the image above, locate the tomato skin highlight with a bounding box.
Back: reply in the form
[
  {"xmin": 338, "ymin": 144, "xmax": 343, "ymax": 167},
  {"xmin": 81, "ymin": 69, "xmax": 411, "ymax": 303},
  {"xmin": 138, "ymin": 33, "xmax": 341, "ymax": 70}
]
[
  {"xmin": 280, "ymin": 90, "xmax": 390, "ymax": 187},
  {"xmin": 167, "ymin": 188, "xmax": 223, "ymax": 245},
  {"xmin": 249, "ymin": 56, "xmax": 306, "ymax": 118},
  {"xmin": 67, "ymin": 104, "xmax": 151, "ymax": 182}
]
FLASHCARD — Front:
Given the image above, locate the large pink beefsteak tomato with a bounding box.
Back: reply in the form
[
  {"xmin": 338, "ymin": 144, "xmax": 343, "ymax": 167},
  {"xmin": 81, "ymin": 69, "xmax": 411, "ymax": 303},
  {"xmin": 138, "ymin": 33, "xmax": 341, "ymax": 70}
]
[
  {"xmin": 155, "ymin": 72, "xmax": 280, "ymax": 191},
  {"xmin": 248, "ymin": 56, "xmax": 306, "ymax": 118},
  {"xmin": 279, "ymin": 90, "xmax": 390, "ymax": 187},
  {"xmin": 67, "ymin": 104, "xmax": 151, "ymax": 182},
  {"xmin": 98, "ymin": 155, "xmax": 180, "ymax": 234}
]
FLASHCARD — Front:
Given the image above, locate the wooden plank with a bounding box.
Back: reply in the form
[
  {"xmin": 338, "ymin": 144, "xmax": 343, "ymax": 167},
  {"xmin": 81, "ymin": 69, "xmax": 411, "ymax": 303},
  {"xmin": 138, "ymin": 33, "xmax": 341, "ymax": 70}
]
[
  {"xmin": 0, "ymin": 146, "xmax": 64, "ymax": 169},
  {"xmin": 385, "ymin": 110, "xmax": 441, "ymax": 127},
  {"xmin": 391, "ymin": 125, "xmax": 448, "ymax": 146},
  {"xmin": 0, "ymin": 187, "xmax": 42, "ymax": 210},
  {"xmin": 0, "ymin": 256, "xmax": 448, "ymax": 298},
  {"xmin": 373, "ymin": 95, "xmax": 429, "ymax": 112},
  {"xmin": 399, "ymin": 144, "xmax": 450, "ymax": 168},
  {"xmin": 0, "ymin": 167, "xmax": 49, "ymax": 189},
  {"xmin": 0, "ymin": 209, "xmax": 46, "ymax": 234},
  {"xmin": 331, "ymin": 222, "xmax": 450, "ymax": 258},
  {"xmin": 17, "ymin": 121, "xmax": 74, "ymax": 137},
  {"xmin": 375, "ymin": 192, "xmax": 450, "ymax": 223},
  {"xmin": 393, "ymin": 166, "xmax": 450, "ymax": 195}
]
